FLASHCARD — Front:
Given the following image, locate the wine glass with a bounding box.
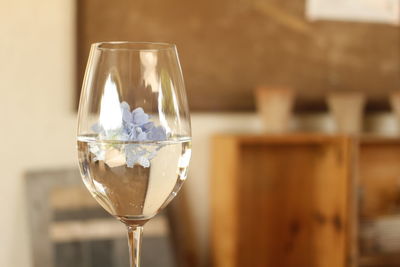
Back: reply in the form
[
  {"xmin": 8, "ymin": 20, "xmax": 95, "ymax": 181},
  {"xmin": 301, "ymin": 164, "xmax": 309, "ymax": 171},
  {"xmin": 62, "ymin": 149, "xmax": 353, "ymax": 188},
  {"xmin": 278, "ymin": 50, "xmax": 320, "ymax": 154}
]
[{"xmin": 77, "ymin": 42, "xmax": 192, "ymax": 267}]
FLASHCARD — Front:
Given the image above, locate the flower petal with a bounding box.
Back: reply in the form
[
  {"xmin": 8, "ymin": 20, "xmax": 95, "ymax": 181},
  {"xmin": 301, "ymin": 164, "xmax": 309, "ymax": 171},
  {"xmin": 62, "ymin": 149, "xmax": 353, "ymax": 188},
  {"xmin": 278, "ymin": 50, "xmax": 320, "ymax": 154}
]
[
  {"xmin": 148, "ymin": 126, "xmax": 167, "ymax": 141},
  {"xmin": 141, "ymin": 121, "xmax": 155, "ymax": 132},
  {"xmin": 121, "ymin": 102, "xmax": 133, "ymax": 124},
  {"xmin": 137, "ymin": 156, "xmax": 150, "ymax": 168},
  {"xmin": 132, "ymin": 107, "xmax": 149, "ymax": 125},
  {"xmin": 137, "ymin": 132, "xmax": 147, "ymax": 141}
]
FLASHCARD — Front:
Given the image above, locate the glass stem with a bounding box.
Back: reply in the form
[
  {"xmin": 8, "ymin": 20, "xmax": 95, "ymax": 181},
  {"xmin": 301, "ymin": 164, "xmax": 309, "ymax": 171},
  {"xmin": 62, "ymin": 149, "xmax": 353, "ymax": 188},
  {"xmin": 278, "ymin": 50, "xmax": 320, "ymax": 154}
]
[{"xmin": 127, "ymin": 225, "xmax": 143, "ymax": 267}]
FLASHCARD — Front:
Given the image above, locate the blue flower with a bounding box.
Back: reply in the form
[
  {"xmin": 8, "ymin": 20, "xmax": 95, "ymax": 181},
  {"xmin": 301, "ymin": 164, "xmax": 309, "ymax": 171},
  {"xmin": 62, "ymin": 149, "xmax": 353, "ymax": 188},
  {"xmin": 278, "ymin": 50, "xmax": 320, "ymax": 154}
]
[
  {"xmin": 118, "ymin": 102, "xmax": 167, "ymax": 142},
  {"xmin": 147, "ymin": 126, "xmax": 167, "ymax": 141},
  {"xmin": 121, "ymin": 102, "xmax": 133, "ymax": 124},
  {"xmin": 90, "ymin": 101, "xmax": 168, "ymax": 168},
  {"xmin": 132, "ymin": 107, "xmax": 149, "ymax": 125},
  {"xmin": 141, "ymin": 122, "xmax": 155, "ymax": 132}
]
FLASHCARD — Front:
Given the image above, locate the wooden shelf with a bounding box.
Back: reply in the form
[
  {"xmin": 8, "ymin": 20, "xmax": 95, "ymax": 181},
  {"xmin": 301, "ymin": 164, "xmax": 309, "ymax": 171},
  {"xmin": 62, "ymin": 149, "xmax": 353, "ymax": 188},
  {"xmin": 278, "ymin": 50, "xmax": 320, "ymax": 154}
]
[
  {"xmin": 211, "ymin": 133, "xmax": 400, "ymax": 267},
  {"xmin": 358, "ymin": 137, "xmax": 400, "ymax": 265},
  {"xmin": 211, "ymin": 133, "xmax": 356, "ymax": 267},
  {"xmin": 359, "ymin": 137, "xmax": 400, "ymax": 219}
]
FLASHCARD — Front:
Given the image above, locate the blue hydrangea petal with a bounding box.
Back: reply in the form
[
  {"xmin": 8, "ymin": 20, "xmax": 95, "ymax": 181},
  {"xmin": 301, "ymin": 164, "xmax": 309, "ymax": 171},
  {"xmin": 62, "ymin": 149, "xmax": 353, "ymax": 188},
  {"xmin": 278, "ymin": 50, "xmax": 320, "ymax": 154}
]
[
  {"xmin": 121, "ymin": 123, "xmax": 134, "ymax": 141},
  {"xmin": 122, "ymin": 109, "xmax": 133, "ymax": 124},
  {"xmin": 125, "ymin": 144, "xmax": 152, "ymax": 168},
  {"xmin": 126, "ymin": 155, "xmax": 136, "ymax": 168},
  {"xmin": 90, "ymin": 103, "xmax": 168, "ymax": 168},
  {"xmin": 137, "ymin": 132, "xmax": 147, "ymax": 141},
  {"xmin": 125, "ymin": 144, "xmax": 140, "ymax": 167},
  {"xmin": 125, "ymin": 122, "xmax": 135, "ymax": 133},
  {"xmin": 141, "ymin": 122, "xmax": 155, "ymax": 132},
  {"xmin": 132, "ymin": 107, "xmax": 149, "ymax": 125},
  {"xmin": 147, "ymin": 126, "xmax": 167, "ymax": 141},
  {"xmin": 137, "ymin": 157, "xmax": 150, "ymax": 168},
  {"xmin": 121, "ymin": 102, "xmax": 133, "ymax": 124},
  {"xmin": 135, "ymin": 126, "xmax": 143, "ymax": 133},
  {"xmin": 127, "ymin": 127, "xmax": 139, "ymax": 141},
  {"xmin": 120, "ymin": 101, "xmax": 130, "ymax": 111}
]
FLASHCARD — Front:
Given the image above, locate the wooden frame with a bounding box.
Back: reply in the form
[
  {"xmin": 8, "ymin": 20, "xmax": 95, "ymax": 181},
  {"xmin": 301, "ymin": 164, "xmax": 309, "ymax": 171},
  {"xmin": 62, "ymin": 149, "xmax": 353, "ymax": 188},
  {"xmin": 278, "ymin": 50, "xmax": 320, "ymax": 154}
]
[{"xmin": 76, "ymin": 0, "xmax": 399, "ymax": 112}]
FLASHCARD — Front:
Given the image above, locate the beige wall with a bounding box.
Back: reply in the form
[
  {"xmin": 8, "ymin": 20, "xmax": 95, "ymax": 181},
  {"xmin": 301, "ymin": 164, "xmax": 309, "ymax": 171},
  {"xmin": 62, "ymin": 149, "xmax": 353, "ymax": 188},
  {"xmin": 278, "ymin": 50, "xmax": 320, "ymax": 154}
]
[
  {"xmin": 1, "ymin": 0, "xmax": 399, "ymax": 266},
  {"xmin": 0, "ymin": 0, "xmax": 76, "ymax": 266}
]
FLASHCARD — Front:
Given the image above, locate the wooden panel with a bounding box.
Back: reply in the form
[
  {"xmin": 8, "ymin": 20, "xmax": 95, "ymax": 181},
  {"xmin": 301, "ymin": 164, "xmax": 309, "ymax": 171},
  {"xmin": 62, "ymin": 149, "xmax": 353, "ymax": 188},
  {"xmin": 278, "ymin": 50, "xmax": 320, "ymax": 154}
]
[
  {"xmin": 211, "ymin": 136, "xmax": 240, "ymax": 267},
  {"xmin": 211, "ymin": 134, "xmax": 355, "ymax": 267},
  {"xmin": 359, "ymin": 139, "xmax": 400, "ymax": 219},
  {"xmin": 77, "ymin": 0, "xmax": 399, "ymax": 111}
]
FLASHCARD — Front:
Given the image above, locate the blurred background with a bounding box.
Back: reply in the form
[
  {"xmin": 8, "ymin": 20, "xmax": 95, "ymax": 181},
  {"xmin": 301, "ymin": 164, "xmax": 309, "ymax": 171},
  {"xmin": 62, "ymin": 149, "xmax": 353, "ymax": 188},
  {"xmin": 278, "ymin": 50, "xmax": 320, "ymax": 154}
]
[{"xmin": 1, "ymin": 0, "xmax": 400, "ymax": 266}]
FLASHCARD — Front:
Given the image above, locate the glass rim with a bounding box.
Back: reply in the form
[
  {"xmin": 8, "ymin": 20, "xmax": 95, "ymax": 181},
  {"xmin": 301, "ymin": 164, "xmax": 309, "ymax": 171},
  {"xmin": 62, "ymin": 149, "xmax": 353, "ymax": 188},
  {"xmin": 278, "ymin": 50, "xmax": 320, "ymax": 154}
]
[{"xmin": 92, "ymin": 41, "xmax": 177, "ymax": 51}]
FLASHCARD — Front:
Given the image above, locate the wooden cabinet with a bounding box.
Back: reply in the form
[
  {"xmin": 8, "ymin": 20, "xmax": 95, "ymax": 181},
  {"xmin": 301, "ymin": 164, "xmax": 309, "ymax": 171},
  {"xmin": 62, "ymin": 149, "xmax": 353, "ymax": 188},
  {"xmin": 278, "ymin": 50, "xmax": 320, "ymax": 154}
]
[
  {"xmin": 211, "ymin": 134, "xmax": 357, "ymax": 267},
  {"xmin": 358, "ymin": 137, "xmax": 400, "ymax": 266},
  {"xmin": 211, "ymin": 134, "xmax": 400, "ymax": 267}
]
